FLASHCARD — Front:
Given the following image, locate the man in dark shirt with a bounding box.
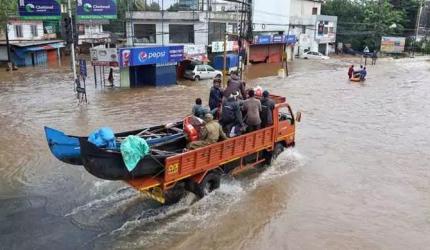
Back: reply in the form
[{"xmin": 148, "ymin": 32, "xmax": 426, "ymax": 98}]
[
  {"xmin": 260, "ymin": 90, "xmax": 276, "ymax": 127},
  {"xmin": 209, "ymin": 78, "xmax": 223, "ymax": 111},
  {"xmin": 220, "ymin": 92, "xmax": 244, "ymax": 137}
]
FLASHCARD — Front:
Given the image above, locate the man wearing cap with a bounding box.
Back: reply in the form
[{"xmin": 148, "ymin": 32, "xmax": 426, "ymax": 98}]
[
  {"xmin": 187, "ymin": 113, "xmax": 228, "ymax": 150},
  {"xmin": 260, "ymin": 90, "xmax": 276, "ymax": 127}
]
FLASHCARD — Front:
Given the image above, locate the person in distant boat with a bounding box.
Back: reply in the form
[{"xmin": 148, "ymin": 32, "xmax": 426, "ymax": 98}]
[
  {"xmin": 187, "ymin": 113, "xmax": 228, "ymax": 149},
  {"xmin": 353, "ymin": 65, "xmax": 363, "ymax": 78},
  {"xmin": 192, "ymin": 98, "xmax": 209, "ymax": 119},
  {"xmin": 348, "ymin": 65, "xmax": 354, "ymax": 79},
  {"xmin": 360, "ymin": 67, "xmax": 367, "ymax": 80}
]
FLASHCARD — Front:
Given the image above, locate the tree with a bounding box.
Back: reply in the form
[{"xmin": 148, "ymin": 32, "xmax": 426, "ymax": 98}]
[
  {"xmin": 362, "ymin": 0, "xmax": 405, "ymax": 48},
  {"xmin": 322, "ymin": 0, "xmax": 411, "ymax": 51},
  {"xmin": 0, "ymin": 0, "xmax": 17, "ymax": 33}
]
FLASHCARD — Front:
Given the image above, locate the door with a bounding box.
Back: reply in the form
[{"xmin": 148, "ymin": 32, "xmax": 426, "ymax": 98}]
[
  {"xmin": 196, "ymin": 65, "xmax": 207, "ymax": 79},
  {"xmin": 275, "ymin": 104, "xmax": 295, "ymax": 144},
  {"xmin": 205, "ymin": 65, "xmax": 216, "ymax": 78}
]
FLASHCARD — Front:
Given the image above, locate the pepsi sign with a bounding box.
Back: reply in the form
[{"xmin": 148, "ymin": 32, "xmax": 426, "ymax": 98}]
[{"xmin": 119, "ymin": 46, "xmax": 184, "ymax": 67}]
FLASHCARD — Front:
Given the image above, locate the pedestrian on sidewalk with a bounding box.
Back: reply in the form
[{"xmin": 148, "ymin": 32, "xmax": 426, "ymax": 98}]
[
  {"xmin": 107, "ymin": 67, "xmax": 114, "ymax": 87},
  {"xmin": 371, "ymin": 51, "xmax": 377, "ymax": 65}
]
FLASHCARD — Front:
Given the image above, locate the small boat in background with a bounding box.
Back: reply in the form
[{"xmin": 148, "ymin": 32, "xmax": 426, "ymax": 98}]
[{"xmin": 44, "ymin": 122, "xmax": 184, "ymax": 166}]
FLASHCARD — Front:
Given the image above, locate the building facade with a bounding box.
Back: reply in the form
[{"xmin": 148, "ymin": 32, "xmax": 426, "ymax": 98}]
[{"xmin": 0, "ymin": 19, "xmax": 63, "ymax": 66}]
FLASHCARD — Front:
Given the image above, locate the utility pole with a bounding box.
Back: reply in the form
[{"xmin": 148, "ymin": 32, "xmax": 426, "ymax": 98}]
[
  {"xmin": 68, "ymin": 0, "xmax": 77, "ymax": 82},
  {"xmin": 5, "ymin": 22, "xmax": 11, "ymax": 70},
  {"xmin": 223, "ymin": 34, "xmax": 228, "ymax": 88},
  {"xmin": 414, "ymin": 0, "xmax": 424, "ymax": 57}
]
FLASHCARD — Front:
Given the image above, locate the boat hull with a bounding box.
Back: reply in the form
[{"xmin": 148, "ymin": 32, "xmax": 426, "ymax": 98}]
[
  {"xmin": 44, "ymin": 127, "xmax": 83, "ymax": 165},
  {"xmin": 79, "ymin": 138, "xmax": 166, "ymax": 180},
  {"xmin": 44, "ymin": 123, "xmax": 182, "ymax": 166}
]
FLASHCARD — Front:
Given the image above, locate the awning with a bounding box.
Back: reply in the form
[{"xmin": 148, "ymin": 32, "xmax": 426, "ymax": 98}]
[{"xmin": 20, "ymin": 42, "xmax": 65, "ymax": 52}]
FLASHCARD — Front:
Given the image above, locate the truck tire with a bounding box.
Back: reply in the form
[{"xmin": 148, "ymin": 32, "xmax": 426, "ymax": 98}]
[
  {"xmin": 192, "ymin": 172, "xmax": 221, "ymax": 198},
  {"xmin": 163, "ymin": 185, "xmax": 186, "ymax": 205},
  {"xmin": 264, "ymin": 143, "xmax": 285, "ymax": 165}
]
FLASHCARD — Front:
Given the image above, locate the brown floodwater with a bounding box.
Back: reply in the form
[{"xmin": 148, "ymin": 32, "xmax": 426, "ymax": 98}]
[{"xmin": 0, "ymin": 56, "xmax": 429, "ymax": 249}]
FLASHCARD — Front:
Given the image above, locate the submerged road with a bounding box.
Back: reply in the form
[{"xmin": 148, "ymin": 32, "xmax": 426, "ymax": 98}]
[{"xmin": 0, "ymin": 57, "xmax": 429, "ymax": 249}]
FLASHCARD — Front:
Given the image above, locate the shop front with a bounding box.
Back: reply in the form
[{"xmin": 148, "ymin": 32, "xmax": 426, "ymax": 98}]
[
  {"xmin": 249, "ymin": 35, "xmax": 296, "ymax": 64},
  {"xmin": 119, "ymin": 46, "xmax": 184, "ymax": 87}
]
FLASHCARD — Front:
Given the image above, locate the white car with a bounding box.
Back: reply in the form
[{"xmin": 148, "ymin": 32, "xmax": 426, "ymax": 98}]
[
  {"xmin": 301, "ymin": 51, "xmax": 330, "ymax": 60},
  {"xmin": 184, "ymin": 64, "xmax": 223, "ymax": 81}
]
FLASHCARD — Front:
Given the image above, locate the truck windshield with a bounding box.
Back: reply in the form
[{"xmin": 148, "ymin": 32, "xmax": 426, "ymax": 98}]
[{"xmin": 279, "ymin": 106, "xmax": 293, "ymax": 124}]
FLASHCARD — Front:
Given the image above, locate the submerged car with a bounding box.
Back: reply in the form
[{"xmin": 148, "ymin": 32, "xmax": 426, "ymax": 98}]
[
  {"xmin": 184, "ymin": 64, "xmax": 223, "ymax": 81},
  {"xmin": 301, "ymin": 51, "xmax": 330, "ymax": 60}
]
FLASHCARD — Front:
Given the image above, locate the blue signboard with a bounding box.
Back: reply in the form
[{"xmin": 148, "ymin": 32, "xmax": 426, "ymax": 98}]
[
  {"xmin": 255, "ymin": 35, "xmax": 272, "ymax": 45},
  {"xmin": 284, "ymin": 35, "xmax": 297, "ymax": 45},
  {"xmin": 119, "ymin": 46, "xmax": 184, "ymax": 68},
  {"xmin": 254, "ymin": 35, "xmax": 297, "ymax": 45},
  {"xmin": 18, "ymin": 0, "xmax": 61, "ymax": 20},
  {"xmin": 77, "ymin": 0, "xmax": 117, "ymax": 20}
]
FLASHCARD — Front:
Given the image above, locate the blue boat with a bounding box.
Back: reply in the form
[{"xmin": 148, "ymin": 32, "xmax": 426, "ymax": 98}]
[{"xmin": 44, "ymin": 122, "xmax": 184, "ymax": 166}]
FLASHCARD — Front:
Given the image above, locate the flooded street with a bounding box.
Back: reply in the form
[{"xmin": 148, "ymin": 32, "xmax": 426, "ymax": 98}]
[{"xmin": 1, "ymin": 56, "xmax": 429, "ymax": 249}]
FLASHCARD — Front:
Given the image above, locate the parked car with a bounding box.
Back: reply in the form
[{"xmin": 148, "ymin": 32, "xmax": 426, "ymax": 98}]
[
  {"xmin": 184, "ymin": 64, "xmax": 223, "ymax": 81},
  {"xmin": 301, "ymin": 51, "xmax": 330, "ymax": 60},
  {"xmin": 343, "ymin": 47, "xmax": 357, "ymax": 55}
]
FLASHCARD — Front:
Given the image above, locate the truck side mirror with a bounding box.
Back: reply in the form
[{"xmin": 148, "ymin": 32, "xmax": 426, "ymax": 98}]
[{"xmin": 295, "ymin": 111, "xmax": 302, "ymax": 122}]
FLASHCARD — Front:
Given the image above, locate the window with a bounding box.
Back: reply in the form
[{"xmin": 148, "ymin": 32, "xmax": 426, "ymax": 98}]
[
  {"xmin": 206, "ymin": 65, "xmax": 215, "ymax": 72},
  {"xmin": 169, "ymin": 24, "xmax": 194, "ymax": 43},
  {"xmin": 278, "ymin": 106, "xmax": 293, "ymax": 124},
  {"xmin": 31, "ymin": 25, "xmax": 38, "ymax": 37},
  {"xmin": 15, "ymin": 25, "xmax": 23, "ymax": 38},
  {"xmin": 302, "ymin": 26, "xmax": 306, "ymax": 33},
  {"xmin": 78, "ymin": 25, "xmax": 85, "ymax": 35},
  {"xmin": 312, "ymin": 7, "xmax": 318, "ymax": 15},
  {"xmin": 324, "ymin": 27, "xmax": 329, "ymax": 34},
  {"xmin": 197, "ymin": 65, "xmax": 206, "ymax": 71},
  {"xmin": 134, "ymin": 24, "xmax": 156, "ymax": 43},
  {"xmin": 329, "ymin": 27, "xmax": 334, "ymax": 33},
  {"xmin": 209, "ymin": 22, "xmax": 226, "ymax": 43}
]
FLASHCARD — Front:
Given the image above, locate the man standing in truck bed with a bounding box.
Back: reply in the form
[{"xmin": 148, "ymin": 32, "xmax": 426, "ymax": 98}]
[
  {"xmin": 187, "ymin": 113, "xmax": 228, "ymax": 150},
  {"xmin": 242, "ymin": 89, "xmax": 262, "ymax": 132}
]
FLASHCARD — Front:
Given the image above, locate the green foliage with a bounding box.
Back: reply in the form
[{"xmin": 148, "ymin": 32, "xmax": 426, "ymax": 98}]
[
  {"xmin": 322, "ymin": 0, "xmax": 419, "ymax": 51},
  {"xmin": 0, "ymin": 0, "xmax": 17, "ymax": 32}
]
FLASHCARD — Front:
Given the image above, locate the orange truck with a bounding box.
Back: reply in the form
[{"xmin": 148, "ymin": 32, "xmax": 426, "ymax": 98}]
[{"xmin": 126, "ymin": 95, "xmax": 301, "ymax": 203}]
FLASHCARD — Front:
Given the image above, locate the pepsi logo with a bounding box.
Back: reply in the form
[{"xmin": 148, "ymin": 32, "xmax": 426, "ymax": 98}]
[{"xmin": 139, "ymin": 51, "xmax": 148, "ymax": 61}]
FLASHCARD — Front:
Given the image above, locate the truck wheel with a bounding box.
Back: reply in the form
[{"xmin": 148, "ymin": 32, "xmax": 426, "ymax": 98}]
[
  {"xmin": 264, "ymin": 143, "xmax": 284, "ymax": 165},
  {"xmin": 193, "ymin": 172, "xmax": 221, "ymax": 198},
  {"xmin": 164, "ymin": 186, "xmax": 185, "ymax": 205}
]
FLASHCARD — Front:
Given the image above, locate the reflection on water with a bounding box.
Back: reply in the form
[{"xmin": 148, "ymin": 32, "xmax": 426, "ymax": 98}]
[{"xmin": 0, "ymin": 57, "xmax": 430, "ymax": 249}]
